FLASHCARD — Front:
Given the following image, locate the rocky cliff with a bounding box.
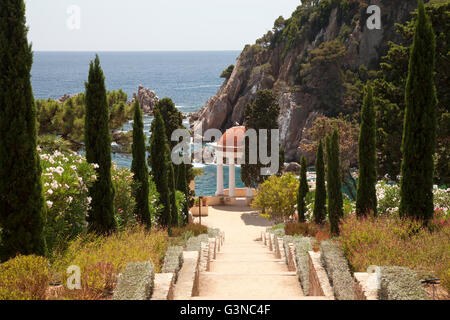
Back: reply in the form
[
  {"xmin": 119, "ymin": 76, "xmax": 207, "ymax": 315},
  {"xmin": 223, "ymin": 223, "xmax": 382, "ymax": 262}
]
[{"xmin": 191, "ymin": 0, "xmax": 418, "ymax": 162}]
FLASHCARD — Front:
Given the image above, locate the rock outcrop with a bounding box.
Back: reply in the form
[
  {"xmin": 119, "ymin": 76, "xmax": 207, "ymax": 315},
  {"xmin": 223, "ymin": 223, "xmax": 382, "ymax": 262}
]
[
  {"xmin": 191, "ymin": 0, "xmax": 417, "ymax": 162},
  {"xmin": 55, "ymin": 94, "xmax": 76, "ymax": 104},
  {"xmin": 132, "ymin": 85, "xmax": 159, "ymax": 114}
]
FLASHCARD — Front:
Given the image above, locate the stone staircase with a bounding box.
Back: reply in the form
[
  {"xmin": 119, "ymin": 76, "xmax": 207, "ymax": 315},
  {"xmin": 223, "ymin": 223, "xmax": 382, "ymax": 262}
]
[{"xmin": 195, "ymin": 238, "xmax": 306, "ymax": 300}]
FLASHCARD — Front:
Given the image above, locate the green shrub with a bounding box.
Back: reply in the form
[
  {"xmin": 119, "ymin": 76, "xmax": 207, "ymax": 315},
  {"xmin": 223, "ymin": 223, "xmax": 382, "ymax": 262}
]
[
  {"xmin": 270, "ymin": 223, "xmax": 286, "ymax": 231},
  {"xmin": 40, "ymin": 149, "xmax": 97, "ymax": 254},
  {"xmin": 171, "ymin": 224, "xmax": 208, "ymax": 238},
  {"xmin": 292, "ymin": 237, "xmax": 312, "ymax": 296},
  {"xmin": 113, "ymin": 261, "xmax": 154, "ymax": 300},
  {"xmin": 112, "ymin": 165, "xmax": 137, "ymax": 229},
  {"xmin": 162, "ymin": 246, "xmax": 184, "ymax": 282},
  {"xmin": 0, "ymin": 255, "xmax": 50, "ymax": 300},
  {"xmin": 208, "ymin": 228, "xmax": 221, "ymax": 238},
  {"xmin": 284, "ymin": 222, "xmax": 330, "ymax": 238},
  {"xmin": 252, "ymin": 173, "xmax": 299, "ymax": 222},
  {"xmin": 220, "ymin": 65, "xmax": 235, "ymax": 80},
  {"xmin": 379, "ymin": 267, "xmax": 429, "ymax": 300},
  {"xmin": 320, "ymin": 241, "xmax": 355, "ymax": 300},
  {"xmin": 186, "ymin": 234, "xmax": 209, "ymax": 253}
]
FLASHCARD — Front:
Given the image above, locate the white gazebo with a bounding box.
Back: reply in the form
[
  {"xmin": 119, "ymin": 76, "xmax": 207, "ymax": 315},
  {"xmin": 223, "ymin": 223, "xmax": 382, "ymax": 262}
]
[{"xmin": 214, "ymin": 126, "xmax": 252, "ymax": 198}]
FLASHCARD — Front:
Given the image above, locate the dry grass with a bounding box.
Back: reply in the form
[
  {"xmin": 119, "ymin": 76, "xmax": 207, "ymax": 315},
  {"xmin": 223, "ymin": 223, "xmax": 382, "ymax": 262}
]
[
  {"xmin": 51, "ymin": 226, "xmax": 168, "ymax": 300},
  {"xmin": 340, "ymin": 215, "xmax": 450, "ymax": 294},
  {"xmin": 0, "ymin": 255, "xmax": 50, "ymax": 300}
]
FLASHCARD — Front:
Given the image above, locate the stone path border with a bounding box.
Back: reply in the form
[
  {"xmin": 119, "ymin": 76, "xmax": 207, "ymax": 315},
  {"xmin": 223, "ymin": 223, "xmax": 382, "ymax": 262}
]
[
  {"xmin": 308, "ymin": 251, "xmax": 334, "ymax": 298},
  {"xmin": 172, "ymin": 232, "xmax": 224, "ymax": 300},
  {"xmin": 263, "ymin": 231, "xmax": 335, "ymax": 300}
]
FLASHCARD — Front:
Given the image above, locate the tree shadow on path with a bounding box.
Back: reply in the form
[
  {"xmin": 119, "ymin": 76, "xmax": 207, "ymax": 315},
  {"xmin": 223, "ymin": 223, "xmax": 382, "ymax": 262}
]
[{"xmin": 240, "ymin": 212, "xmax": 273, "ymax": 227}]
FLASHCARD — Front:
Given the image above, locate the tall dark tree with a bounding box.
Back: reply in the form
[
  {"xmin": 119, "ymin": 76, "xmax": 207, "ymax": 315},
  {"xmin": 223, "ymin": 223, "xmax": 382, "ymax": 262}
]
[
  {"xmin": 297, "ymin": 156, "xmax": 309, "ymax": 223},
  {"xmin": 0, "ymin": 0, "xmax": 47, "ymax": 260},
  {"xmin": 356, "ymin": 85, "xmax": 377, "ymax": 217},
  {"xmin": 327, "ymin": 130, "xmax": 343, "ymax": 235},
  {"xmin": 84, "ymin": 55, "xmax": 117, "ymax": 234},
  {"xmin": 373, "ymin": 1, "xmax": 448, "ymax": 184},
  {"xmin": 149, "ymin": 109, "xmax": 172, "ymax": 228},
  {"xmin": 167, "ymin": 157, "xmax": 178, "ymax": 228},
  {"xmin": 153, "ymin": 97, "xmax": 185, "ymax": 193},
  {"xmin": 154, "ymin": 98, "xmax": 184, "ymax": 149},
  {"xmin": 400, "ymin": 0, "xmax": 437, "ymax": 222},
  {"xmin": 242, "ymin": 90, "xmax": 281, "ymax": 188},
  {"xmin": 313, "ymin": 140, "xmax": 327, "ymax": 224},
  {"xmin": 176, "ymin": 162, "xmax": 190, "ymax": 226},
  {"xmin": 131, "ymin": 100, "xmax": 151, "ymax": 228}
]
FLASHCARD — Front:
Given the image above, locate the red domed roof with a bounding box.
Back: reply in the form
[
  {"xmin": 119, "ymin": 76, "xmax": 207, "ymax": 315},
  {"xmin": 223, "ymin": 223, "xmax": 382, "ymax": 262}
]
[{"xmin": 218, "ymin": 126, "xmax": 245, "ymax": 150}]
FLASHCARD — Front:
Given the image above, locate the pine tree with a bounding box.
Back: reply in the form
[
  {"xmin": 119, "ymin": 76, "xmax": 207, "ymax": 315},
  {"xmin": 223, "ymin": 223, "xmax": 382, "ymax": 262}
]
[
  {"xmin": 327, "ymin": 130, "xmax": 343, "ymax": 235},
  {"xmin": 84, "ymin": 55, "xmax": 117, "ymax": 234},
  {"xmin": 313, "ymin": 140, "xmax": 327, "ymax": 224},
  {"xmin": 400, "ymin": 0, "xmax": 437, "ymax": 223},
  {"xmin": 149, "ymin": 109, "xmax": 172, "ymax": 228},
  {"xmin": 297, "ymin": 156, "xmax": 309, "ymax": 223},
  {"xmin": 242, "ymin": 90, "xmax": 281, "ymax": 188},
  {"xmin": 356, "ymin": 85, "xmax": 378, "ymax": 217},
  {"xmin": 131, "ymin": 100, "xmax": 151, "ymax": 228},
  {"xmin": 0, "ymin": 0, "xmax": 47, "ymax": 260},
  {"xmin": 176, "ymin": 162, "xmax": 190, "ymax": 226}
]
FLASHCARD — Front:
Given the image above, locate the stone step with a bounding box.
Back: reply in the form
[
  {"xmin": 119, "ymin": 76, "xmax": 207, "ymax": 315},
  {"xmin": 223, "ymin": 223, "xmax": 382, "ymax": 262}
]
[
  {"xmin": 151, "ymin": 273, "xmax": 174, "ymax": 300},
  {"xmin": 209, "ymin": 261, "xmax": 288, "ymax": 273},
  {"xmin": 202, "ymin": 272, "xmax": 297, "ymax": 276},
  {"xmin": 198, "ymin": 273, "xmax": 303, "ymax": 297},
  {"xmin": 191, "ymin": 296, "xmax": 333, "ymax": 301},
  {"xmin": 211, "ymin": 259, "xmax": 285, "ymax": 263},
  {"xmin": 215, "ymin": 252, "xmax": 278, "ymax": 260}
]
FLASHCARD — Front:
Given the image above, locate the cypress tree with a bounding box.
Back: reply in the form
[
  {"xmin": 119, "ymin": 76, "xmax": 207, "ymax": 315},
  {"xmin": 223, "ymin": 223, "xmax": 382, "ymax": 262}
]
[
  {"xmin": 131, "ymin": 100, "xmax": 151, "ymax": 228},
  {"xmin": 327, "ymin": 130, "xmax": 343, "ymax": 235},
  {"xmin": 149, "ymin": 109, "xmax": 172, "ymax": 228},
  {"xmin": 167, "ymin": 157, "xmax": 178, "ymax": 228},
  {"xmin": 153, "ymin": 97, "xmax": 184, "ymax": 219},
  {"xmin": 297, "ymin": 156, "xmax": 309, "ymax": 223},
  {"xmin": 0, "ymin": 0, "xmax": 46, "ymax": 260},
  {"xmin": 400, "ymin": 0, "xmax": 437, "ymax": 223},
  {"xmin": 84, "ymin": 55, "xmax": 116, "ymax": 234},
  {"xmin": 176, "ymin": 162, "xmax": 190, "ymax": 226},
  {"xmin": 356, "ymin": 85, "xmax": 378, "ymax": 217},
  {"xmin": 154, "ymin": 98, "xmax": 183, "ymax": 149},
  {"xmin": 313, "ymin": 140, "xmax": 327, "ymax": 224}
]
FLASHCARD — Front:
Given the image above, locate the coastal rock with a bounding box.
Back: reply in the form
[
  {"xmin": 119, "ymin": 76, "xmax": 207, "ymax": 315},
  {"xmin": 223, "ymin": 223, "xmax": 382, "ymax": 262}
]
[
  {"xmin": 55, "ymin": 94, "xmax": 76, "ymax": 104},
  {"xmin": 284, "ymin": 162, "xmax": 301, "ymax": 174},
  {"xmin": 191, "ymin": 1, "xmax": 417, "ymax": 162},
  {"xmin": 133, "ymin": 85, "xmax": 159, "ymax": 114}
]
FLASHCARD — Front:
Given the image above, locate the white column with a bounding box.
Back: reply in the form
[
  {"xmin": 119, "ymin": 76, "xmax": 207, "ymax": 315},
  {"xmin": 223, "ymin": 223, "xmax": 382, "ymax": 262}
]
[
  {"xmin": 246, "ymin": 188, "xmax": 252, "ymax": 197},
  {"xmin": 229, "ymin": 161, "xmax": 236, "ymax": 197},
  {"xmin": 216, "ymin": 163, "xmax": 224, "ymax": 196}
]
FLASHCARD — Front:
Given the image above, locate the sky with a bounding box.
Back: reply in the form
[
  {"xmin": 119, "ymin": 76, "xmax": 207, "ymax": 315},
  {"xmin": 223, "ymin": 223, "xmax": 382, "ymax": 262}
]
[{"xmin": 25, "ymin": 0, "xmax": 302, "ymax": 51}]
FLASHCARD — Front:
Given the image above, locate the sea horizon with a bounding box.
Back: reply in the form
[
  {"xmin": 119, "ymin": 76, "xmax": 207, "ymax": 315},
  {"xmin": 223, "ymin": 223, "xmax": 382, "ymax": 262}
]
[{"xmin": 31, "ymin": 50, "xmax": 244, "ymax": 195}]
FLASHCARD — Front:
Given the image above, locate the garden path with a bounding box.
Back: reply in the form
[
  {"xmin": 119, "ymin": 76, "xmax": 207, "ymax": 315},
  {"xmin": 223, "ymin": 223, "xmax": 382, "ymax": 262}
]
[{"xmin": 193, "ymin": 206, "xmax": 306, "ymax": 300}]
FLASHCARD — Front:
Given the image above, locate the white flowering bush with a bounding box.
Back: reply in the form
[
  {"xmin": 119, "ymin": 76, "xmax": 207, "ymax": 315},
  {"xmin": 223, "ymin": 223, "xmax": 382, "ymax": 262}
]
[
  {"xmin": 376, "ymin": 181, "xmax": 401, "ymax": 216},
  {"xmin": 111, "ymin": 165, "xmax": 136, "ymax": 229},
  {"xmin": 376, "ymin": 181, "xmax": 449, "ymax": 219},
  {"xmin": 39, "ymin": 148, "xmax": 97, "ymax": 253},
  {"xmin": 111, "ymin": 165, "xmax": 162, "ymax": 229}
]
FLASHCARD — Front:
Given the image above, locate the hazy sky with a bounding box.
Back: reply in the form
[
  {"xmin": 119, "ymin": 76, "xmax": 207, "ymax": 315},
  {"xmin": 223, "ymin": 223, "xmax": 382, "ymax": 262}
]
[{"xmin": 25, "ymin": 0, "xmax": 301, "ymax": 51}]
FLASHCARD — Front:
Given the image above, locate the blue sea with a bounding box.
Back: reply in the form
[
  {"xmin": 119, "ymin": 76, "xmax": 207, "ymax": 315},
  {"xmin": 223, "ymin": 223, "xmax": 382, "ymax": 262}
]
[{"xmin": 31, "ymin": 51, "xmax": 245, "ymax": 196}]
